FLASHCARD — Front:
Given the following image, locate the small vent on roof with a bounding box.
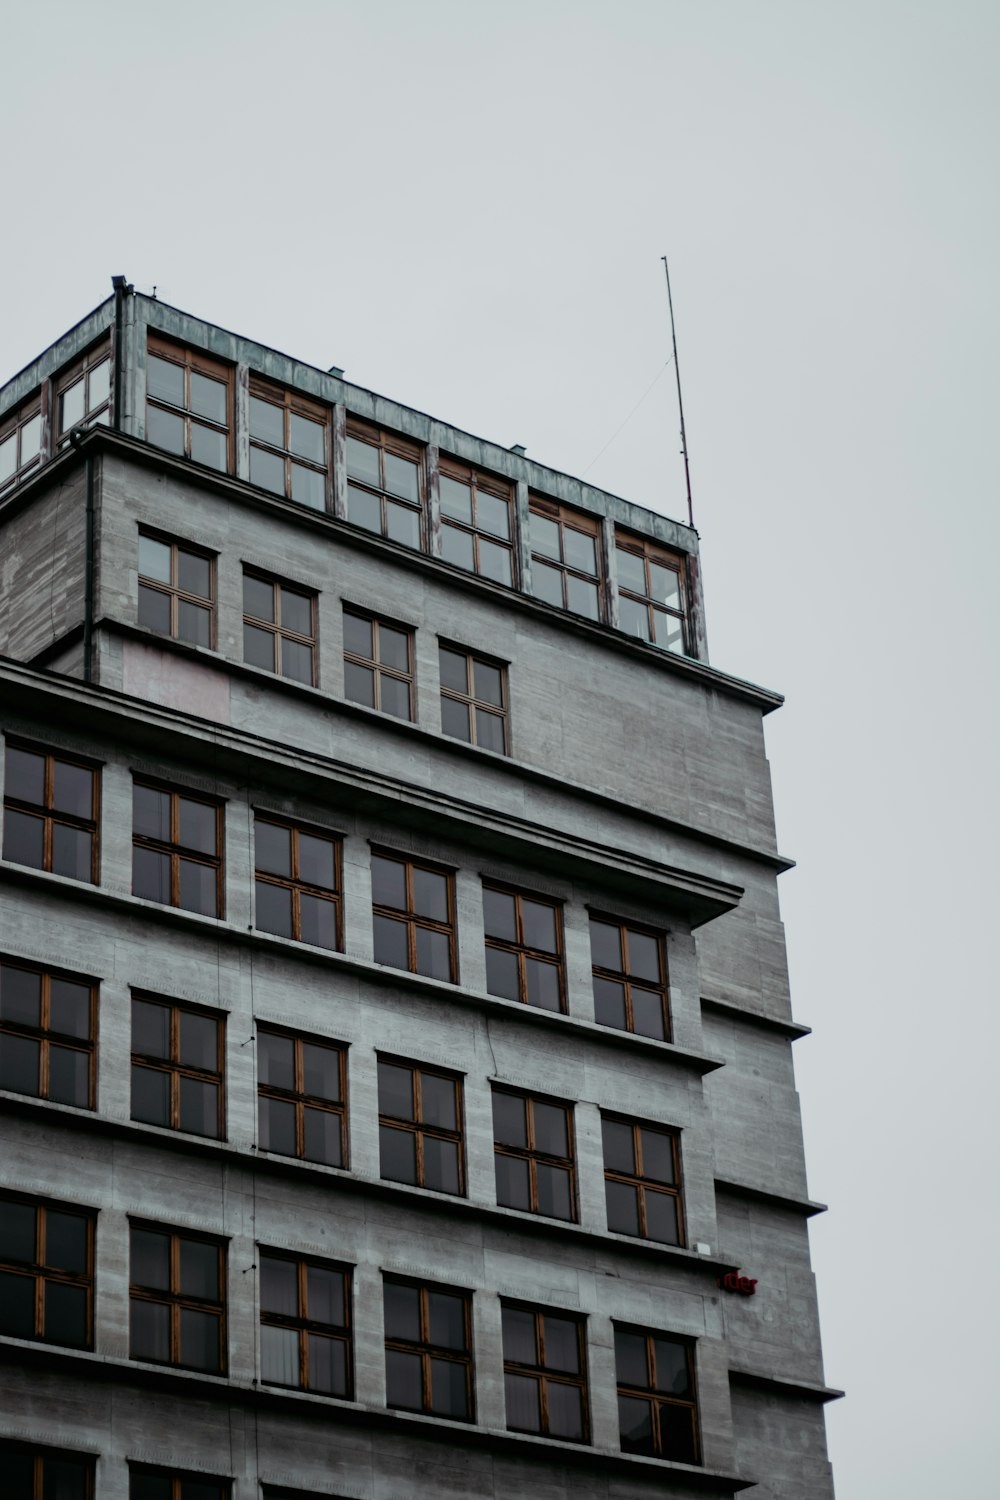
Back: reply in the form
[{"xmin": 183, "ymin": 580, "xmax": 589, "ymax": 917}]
[
  {"xmin": 510, "ymin": 444, "xmax": 526, "ymax": 456},
  {"xmin": 328, "ymin": 365, "xmax": 345, "ymax": 379}
]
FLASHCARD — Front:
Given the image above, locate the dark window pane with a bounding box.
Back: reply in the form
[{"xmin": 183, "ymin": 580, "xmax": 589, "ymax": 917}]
[
  {"xmin": 661, "ymin": 1401, "xmax": 698, "ymax": 1464},
  {"xmin": 1, "ymin": 965, "xmax": 42, "ymax": 1025},
  {"xmin": 133, "ymin": 999, "xmax": 170, "ymax": 1059},
  {"xmin": 477, "ymin": 492, "xmax": 510, "ymax": 539},
  {"xmin": 532, "ymin": 1101, "xmax": 568, "ymax": 1156},
  {"xmin": 260, "ymin": 1253, "xmax": 298, "ymax": 1316},
  {"xmin": 615, "ymin": 1328, "xmax": 649, "ymax": 1388},
  {"xmin": 378, "ymin": 626, "xmax": 409, "ymax": 673},
  {"xmin": 180, "ymin": 1306, "xmax": 220, "ymax": 1370},
  {"xmin": 251, "ymin": 445, "xmax": 284, "ymax": 494},
  {"xmin": 606, "ymin": 1180, "xmax": 641, "ymax": 1236},
  {"xmin": 590, "ymin": 919, "xmax": 622, "ymax": 971},
  {"xmin": 414, "ymin": 926, "xmax": 451, "ymax": 981},
  {"xmin": 48, "ymin": 1046, "xmax": 90, "ymax": 1107},
  {"xmin": 146, "ymin": 403, "xmax": 185, "ymax": 455},
  {"xmin": 130, "ymin": 1298, "xmax": 170, "ymax": 1361},
  {"xmin": 485, "ymin": 947, "xmax": 519, "ymax": 1002},
  {"xmin": 344, "ymin": 661, "xmax": 375, "ymax": 708},
  {"xmin": 521, "ymin": 899, "xmax": 557, "ymax": 951},
  {"xmin": 422, "ymin": 1137, "xmax": 460, "ymax": 1194},
  {"xmin": 306, "ymin": 1263, "xmax": 344, "ymax": 1325},
  {"xmin": 441, "ymin": 524, "xmax": 474, "ymax": 571},
  {"xmin": 291, "ymin": 464, "xmax": 325, "ymax": 511},
  {"xmin": 654, "ymin": 1336, "xmax": 692, "ymax": 1395},
  {"xmin": 259, "ymin": 1095, "xmax": 296, "ymax": 1155},
  {"xmin": 428, "ymin": 1290, "xmax": 467, "ymax": 1350},
  {"xmin": 430, "ymin": 1356, "xmax": 468, "ymax": 1418},
  {"xmin": 179, "ymin": 1012, "xmax": 217, "ymax": 1070},
  {"xmin": 3, "ymin": 809, "xmax": 44, "ymax": 868},
  {"xmin": 474, "ymin": 707, "xmax": 506, "ymax": 753},
  {"xmin": 378, "ymin": 1062, "xmax": 413, "ymax": 1119},
  {"xmin": 261, "ymin": 1321, "xmax": 298, "ymax": 1387},
  {"xmin": 482, "ymin": 887, "xmax": 516, "ymax": 941},
  {"xmin": 133, "ymin": 784, "xmax": 171, "ymax": 840},
  {"xmin": 131, "ymin": 1228, "xmax": 170, "ymax": 1290},
  {"xmin": 441, "ymin": 696, "xmax": 470, "ymax": 741},
  {"xmin": 178, "ymin": 798, "xmax": 216, "ymax": 855},
  {"xmin": 51, "ymin": 761, "xmax": 92, "ymax": 818},
  {"xmin": 256, "ymin": 879, "xmax": 292, "ymax": 938},
  {"xmin": 505, "ymin": 1371, "xmax": 540, "ymax": 1431},
  {"xmin": 291, "ymin": 411, "xmax": 326, "ymax": 462},
  {"xmin": 243, "ymin": 574, "xmax": 274, "ymax": 621},
  {"xmin": 439, "ymin": 648, "xmax": 468, "ymax": 694},
  {"xmin": 530, "ymin": 513, "xmax": 561, "ymax": 559},
  {"xmin": 0, "ymin": 1269, "xmax": 35, "ymax": 1336},
  {"xmin": 533, "ymin": 559, "xmax": 564, "ymax": 607},
  {"xmin": 536, "ymin": 1163, "xmax": 573, "ymax": 1220},
  {"xmin": 346, "ymin": 436, "xmax": 380, "ymax": 486},
  {"xmin": 379, "ymin": 673, "xmax": 411, "ymax": 719},
  {"xmin": 386, "ymin": 500, "xmax": 420, "ymax": 548},
  {"xmin": 0, "ymin": 1200, "xmax": 36, "ymax": 1262},
  {"xmin": 6, "ymin": 746, "xmax": 45, "ymax": 803},
  {"xmin": 51, "ymin": 824, "xmax": 91, "ymax": 880},
  {"xmin": 177, "ymin": 600, "xmax": 212, "ymax": 647},
  {"xmin": 139, "ymin": 534, "xmax": 172, "ymax": 583},
  {"xmin": 492, "ymin": 1091, "xmax": 527, "ymax": 1147},
  {"xmin": 479, "ymin": 537, "xmax": 512, "ymax": 585},
  {"xmin": 179, "ymin": 1238, "xmax": 218, "ymax": 1300},
  {"xmin": 371, "ymin": 854, "xmax": 406, "ymax": 910},
  {"xmin": 244, "ymin": 622, "xmax": 275, "ymax": 671},
  {"xmin": 300, "ymin": 893, "xmax": 337, "ymax": 949},
  {"xmin": 179, "ymin": 1076, "xmax": 219, "ymax": 1137},
  {"xmin": 439, "ymin": 476, "xmax": 473, "ymax": 522},
  {"xmin": 179, "ymin": 860, "xmax": 218, "ymax": 916},
  {"xmin": 567, "ymin": 573, "xmax": 600, "ymax": 619},
  {"xmin": 0, "ymin": 1034, "xmax": 40, "ymax": 1095},
  {"xmin": 547, "ymin": 1379, "xmax": 584, "ymax": 1440},
  {"xmin": 373, "ymin": 913, "xmax": 409, "ymax": 969},
  {"xmin": 46, "ymin": 1211, "xmax": 88, "ymax": 1273},
  {"xmin": 501, "ymin": 1304, "xmax": 536, "ymax": 1364},
  {"xmin": 282, "ymin": 638, "xmax": 313, "ymax": 683},
  {"xmin": 298, "ymin": 833, "xmax": 336, "ymax": 889},
  {"xmin": 472, "ymin": 659, "xmax": 503, "ymax": 706},
  {"xmin": 138, "ymin": 583, "xmax": 172, "ymax": 634},
  {"xmin": 543, "ymin": 1315, "xmax": 580, "ymax": 1373},
  {"xmin": 178, "ymin": 550, "xmax": 211, "ymax": 601},
  {"xmin": 257, "ymin": 1031, "xmax": 294, "ymax": 1089},
  {"xmin": 308, "ymin": 1330, "xmax": 347, "ymax": 1394},
  {"xmin": 44, "ymin": 1280, "xmax": 88, "ymax": 1346},
  {"xmin": 343, "ymin": 611, "xmax": 373, "ymax": 658},
  {"xmin": 133, "ymin": 847, "xmax": 170, "ymax": 904},
  {"xmin": 255, "ymin": 821, "xmax": 291, "ymax": 877},
  {"xmin": 250, "ymin": 395, "xmax": 283, "ymax": 446},
  {"xmin": 632, "ymin": 986, "xmax": 667, "ymax": 1039},
  {"xmin": 130, "ymin": 1473, "xmax": 172, "ymax": 1500},
  {"xmin": 494, "ymin": 1153, "xmax": 531, "ymax": 1211},
  {"xmin": 420, "ymin": 1073, "xmax": 457, "ymax": 1130},
  {"xmin": 189, "ymin": 373, "xmax": 226, "ymax": 426},
  {"xmin": 593, "ymin": 977, "xmax": 627, "ymax": 1029},
  {"xmin": 640, "ymin": 1129, "xmax": 676, "ymax": 1185},
  {"xmin": 49, "ymin": 979, "xmax": 90, "ymax": 1038},
  {"xmin": 42, "ymin": 1455, "xmax": 91, "ymax": 1500},
  {"xmin": 347, "ymin": 483, "xmax": 381, "ymax": 532},
  {"xmin": 379, "ymin": 1124, "xmax": 416, "ymax": 1184},
  {"xmin": 564, "ymin": 528, "xmax": 597, "ymax": 575},
  {"xmin": 412, "ymin": 868, "xmax": 447, "ymax": 922},
  {"xmin": 602, "ymin": 1118, "xmax": 635, "ymax": 1173},
  {"xmin": 281, "ymin": 588, "xmax": 313, "ymax": 636},
  {"xmin": 525, "ymin": 957, "xmax": 561, "ymax": 1011},
  {"xmin": 385, "ymin": 1347, "xmax": 423, "ymax": 1410},
  {"xmin": 618, "ymin": 1394, "xmax": 654, "ymax": 1454},
  {"xmin": 384, "ymin": 452, "xmax": 419, "ymax": 503},
  {"xmin": 302, "ymin": 1042, "xmax": 340, "ymax": 1101},
  {"xmin": 627, "ymin": 930, "xmax": 661, "ymax": 983},
  {"xmin": 303, "ymin": 1106, "xmax": 342, "ymax": 1166},
  {"xmin": 383, "ymin": 1280, "xmax": 421, "ymax": 1340}
]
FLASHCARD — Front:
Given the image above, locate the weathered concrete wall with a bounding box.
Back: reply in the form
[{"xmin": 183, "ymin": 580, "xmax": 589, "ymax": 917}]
[{"xmin": 0, "ymin": 468, "xmax": 86, "ymax": 662}]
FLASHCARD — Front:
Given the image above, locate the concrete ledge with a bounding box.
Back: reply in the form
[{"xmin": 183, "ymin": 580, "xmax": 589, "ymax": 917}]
[
  {"xmin": 729, "ymin": 1367, "xmax": 844, "ymax": 1402},
  {"xmin": 700, "ymin": 995, "xmax": 812, "ymax": 1039},
  {"xmin": 714, "ymin": 1178, "xmax": 828, "ymax": 1218}
]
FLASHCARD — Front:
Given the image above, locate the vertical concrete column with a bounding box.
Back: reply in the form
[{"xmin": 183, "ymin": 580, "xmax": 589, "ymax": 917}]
[
  {"xmin": 463, "ymin": 1027, "xmax": 496, "ymax": 1207},
  {"xmin": 353, "ymin": 1259, "xmax": 387, "ymax": 1406},
  {"xmin": 215, "ymin": 529, "xmax": 244, "ymax": 664},
  {"xmin": 666, "ymin": 926, "xmax": 701, "ymax": 1054},
  {"xmin": 347, "ymin": 1031, "xmax": 381, "ymax": 1182},
  {"xmin": 98, "ymin": 973, "xmax": 132, "ymax": 1125},
  {"xmin": 562, "ymin": 899, "xmax": 595, "ymax": 1024},
  {"xmin": 454, "ymin": 865, "xmax": 487, "ymax": 995},
  {"xmin": 425, "ymin": 421, "xmax": 444, "ymax": 557},
  {"xmin": 573, "ymin": 1100, "xmax": 608, "ymax": 1234},
  {"xmin": 331, "ymin": 403, "xmax": 348, "ymax": 520},
  {"xmin": 225, "ymin": 785, "xmax": 254, "ymax": 934},
  {"xmin": 342, "ymin": 833, "xmax": 374, "ymax": 962},
  {"xmin": 96, "ymin": 1207, "xmax": 132, "ymax": 1361},
  {"xmin": 228, "ymin": 949, "xmax": 260, "ymax": 1153},
  {"xmin": 127, "ymin": 296, "xmax": 151, "ymax": 441},
  {"xmin": 514, "ymin": 478, "xmax": 532, "ymax": 596},
  {"xmin": 471, "ymin": 1291, "xmax": 506, "ymax": 1431},
  {"xmin": 600, "ymin": 514, "xmax": 620, "ymax": 629},
  {"xmin": 586, "ymin": 1313, "xmax": 622, "ymax": 1451},
  {"xmin": 100, "ymin": 757, "xmax": 135, "ymax": 900},
  {"xmin": 316, "ymin": 557, "xmax": 344, "ymax": 698},
  {"xmin": 234, "ymin": 362, "xmax": 251, "ymax": 484},
  {"xmin": 226, "ymin": 1212, "xmax": 260, "ymax": 1386}
]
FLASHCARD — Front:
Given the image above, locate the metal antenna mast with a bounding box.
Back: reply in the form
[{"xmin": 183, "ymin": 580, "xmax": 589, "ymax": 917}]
[{"xmin": 661, "ymin": 254, "xmax": 694, "ymax": 528}]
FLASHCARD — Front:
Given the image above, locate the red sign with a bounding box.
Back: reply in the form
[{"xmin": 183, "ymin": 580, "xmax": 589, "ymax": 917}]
[{"xmin": 717, "ymin": 1271, "xmax": 758, "ymax": 1296}]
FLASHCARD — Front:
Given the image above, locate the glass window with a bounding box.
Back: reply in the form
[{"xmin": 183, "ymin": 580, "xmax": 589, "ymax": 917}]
[
  {"xmin": 482, "ymin": 884, "xmax": 563, "ymax": 1011},
  {"xmin": 0, "ymin": 1442, "xmax": 94, "ymax": 1500},
  {"xmin": 502, "ymin": 1303, "xmax": 588, "ymax": 1442},
  {"xmin": 56, "ymin": 340, "xmax": 112, "ymax": 444},
  {"xmin": 132, "ymin": 780, "xmax": 223, "ymax": 918},
  {"xmin": 0, "ymin": 960, "xmax": 95, "ymax": 1109},
  {"xmin": 256, "ymin": 1026, "xmax": 347, "ymax": 1168},
  {"xmin": 343, "ymin": 610, "xmax": 414, "ymax": 721},
  {"xmin": 438, "ymin": 460, "xmax": 515, "ymax": 587},
  {"xmin": 0, "ymin": 401, "xmax": 44, "ymax": 495},
  {"xmin": 130, "ymin": 996, "xmax": 223, "ymax": 1139},
  {"xmin": 259, "ymin": 1250, "xmax": 352, "ymax": 1397},
  {"xmin": 602, "ymin": 1116, "xmax": 683, "ymax": 1246},
  {"xmin": 138, "ymin": 531, "xmax": 215, "ymax": 649},
  {"xmin": 589, "ymin": 913, "xmax": 670, "ymax": 1041},
  {"xmin": 129, "ymin": 1222, "xmax": 225, "ymax": 1373},
  {"xmin": 371, "ymin": 851, "xmax": 455, "ymax": 982},
  {"xmin": 346, "ymin": 417, "xmax": 423, "ymax": 549},
  {"xmin": 614, "ymin": 1325, "xmax": 699, "ymax": 1464},
  {"xmin": 254, "ymin": 816, "xmax": 340, "ymax": 950},
  {"xmin": 529, "ymin": 498, "xmax": 602, "ymax": 621},
  {"xmin": 492, "ymin": 1089, "xmax": 576, "ymax": 1221},
  {"xmin": 249, "ymin": 378, "xmax": 329, "ymax": 512},
  {"xmin": 242, "ymin": 572, "xmax": 317, "ymax": 685},
  {"xmin": 438, "ymin": 645, "xmax": 509, "ymax": 755},
  {"xmin": 145, "ymin": 336, "xmax": 231, "ymax": 472},
  {"xmin": 615, "ymin": 533, "xmax": 688, "ymax": 655},
  {"xmin": 0, "ymin": 1193, "xmax": 94, "ymax": 1350},
  {"xmin": 383, "ymin": 1277, "xmax": 473, "ymax": 1421},
  {"xmin": 2, "ymin": 741, "xmax": 99, "ymax": 884},
  {"xmin": 130, "ymin": 1467, "xmax": 230, "ymax": 1500},
  {"xmin": 378, "ymin": 1058, "xmax": 464, "ymax": 1196}
]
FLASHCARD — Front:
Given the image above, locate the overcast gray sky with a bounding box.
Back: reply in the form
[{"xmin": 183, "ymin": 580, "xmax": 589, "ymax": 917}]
[{"xmin": 4, "ymin": 1, "xmax": 998, "ymax": 1492}]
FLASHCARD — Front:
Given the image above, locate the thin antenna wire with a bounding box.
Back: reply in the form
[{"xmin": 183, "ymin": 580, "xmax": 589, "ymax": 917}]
[
  {"xmin": 662, "ymin": 254, "xmax": 694, "ymax": 528},
  {"xmin": 580, "ymin": 357, "xmax": 673, "ymax": 478}
]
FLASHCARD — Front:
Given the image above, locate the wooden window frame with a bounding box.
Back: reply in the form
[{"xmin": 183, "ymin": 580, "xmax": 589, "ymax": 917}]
[
  {"xmin": 130, "ymin": 1465, "xmax": 230, "ymax": 1500},
  {"xmin": 0, "ymin": 1192, "xmax": 95, "ymax": 1350},
  {"xmin": 248, "ymin": 375, "xmax": 330, "ymax": 511},
  {"xmin": 258, "ymin": 1248, "xmax": 353, "ymax": 1398},
  {"xmin": 242, "ymin": 570, "xmax": 318, "ymax": 685},
  {"xmin": 614, "ymin": 1323, "xmax": 700, "ymax": 1464},
  {"xmin": 482, "ymin": 883, "xmax": 565, "ymax": 1010},
  {"xmin": 253, "ymin": 815, "xmax": 342, "ymax": 948},
  {"xmin": 382, "ymin": 1275, "xmax": 474, "ymax": 1421},
  {"xmin": 378, "ymin": 1056, "xmax": 465, "ymax": 1195},
  {"xmin": 129, "ymin": 1221, "xmax": 227, "ymax": 1374},
  {"xmin": 370, "ymin": 850, "xmax": 457, "ymax": 982},
  {"xmin": 345, "ymin": 414, "xmax": 425, "ymax": 548},
  {"xmin": 0, "ymin": 958, "xmax": 96, "ymax": 1109},
  {"xmin": 0, "ymin": 399, "xmax": 44, "ymax": 495},
  {"xmin": 138, "ymin": 528, "xmax": 216, "ymax": 648},
  {"xmin": 438, "ymin": 456, "xmax": 516, "ymax": 587},
  {"xmin": 343, "ymin": 609, "xmax": 415, "ymax": 720},
  {"xmin": 589, "ymin": 912, "xmax": 671, "ymax": 1041},
  {"xmin": 529, "ymin": 495, "xmax": 603, "ymax": 620},
  {"xmin": 256, "ymin": 1024, "xmax": 348, "ymax": 1168},
  {"xmin": 615, "ymin": 531, "xmax": 688, "ymax": 654},
  {"xmin": 492, "ymin": 1088, "xmax": 577, "ymax": 1221},
  {"xmin": 602, "ymin": 1114, "xmax": 684, "ymax": 1246},
  {"xmin": 146, "ymin": 333, "xmax": 233, "ymax": 473},
  {"xmin": 501, "ymin": 1301, "xmax": 590, "ymax": 1443},
  {"xmin": 438, "ymin": 643, "xmax": 510, "ymax": 755},
  {"xmin": 55, "ymin": 338, "xmax": 113, "ymax": 445},
  {"xmin": 131, "ymin": 778, "xmax": 225, "ymax": 918},
  {"xmin": 0, "ymin": 1442, "xmax": 94, "ymax": 1499},
  {"xmin": 2, "ymin": 739, "xmax": 100, "ymax": 884},
  {"xmin": 130, "ymin": 994, "xmax": 225, "ymax": 1139}
]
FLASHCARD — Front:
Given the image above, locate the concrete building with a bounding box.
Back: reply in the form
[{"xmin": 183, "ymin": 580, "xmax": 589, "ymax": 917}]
[{"xmin": 0, "ymin": 280, "xmax": 838, "ymax": 1500}]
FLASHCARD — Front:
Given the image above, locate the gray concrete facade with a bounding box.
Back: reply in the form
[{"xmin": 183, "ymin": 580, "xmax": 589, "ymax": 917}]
[{"xmin": 0, "ymin": 287, "xmax": 837, "ymax": 1498}]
